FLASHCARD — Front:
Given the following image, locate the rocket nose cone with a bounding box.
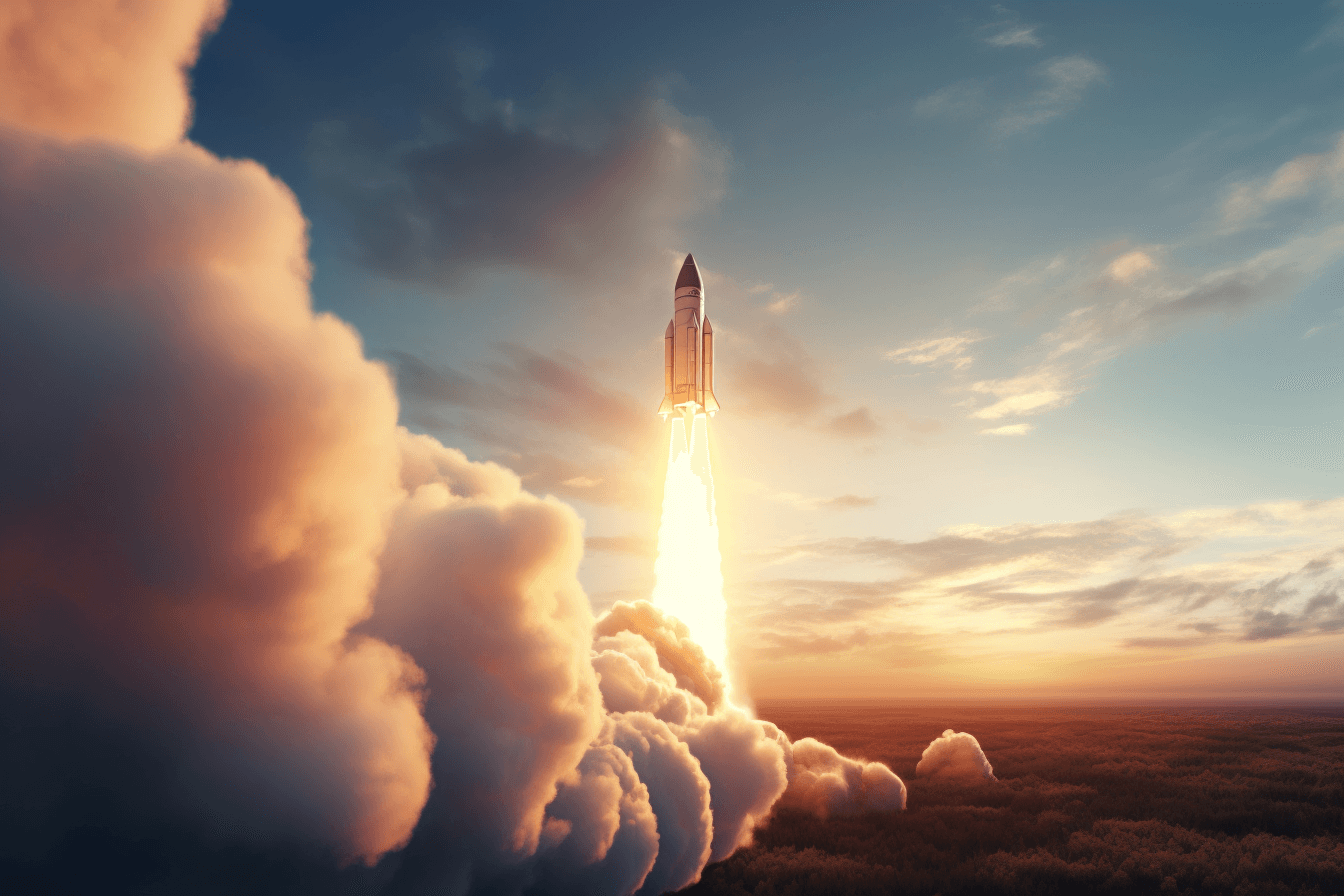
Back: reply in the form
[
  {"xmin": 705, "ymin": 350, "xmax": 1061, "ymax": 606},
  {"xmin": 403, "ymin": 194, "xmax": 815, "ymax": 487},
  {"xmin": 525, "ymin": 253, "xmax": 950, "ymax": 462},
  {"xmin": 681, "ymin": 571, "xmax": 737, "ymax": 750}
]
[{"xmin": 675, "ymin": 253, "xmax": 702, "ymax": 290}]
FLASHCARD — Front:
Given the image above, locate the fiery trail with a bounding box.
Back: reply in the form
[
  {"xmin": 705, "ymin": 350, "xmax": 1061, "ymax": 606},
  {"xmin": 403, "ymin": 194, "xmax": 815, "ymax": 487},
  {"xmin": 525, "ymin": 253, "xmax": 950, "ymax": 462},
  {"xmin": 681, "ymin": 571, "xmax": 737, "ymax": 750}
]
[{"xmin": 651, "ymin": 413, "xmax": 731, "ymax": 695}]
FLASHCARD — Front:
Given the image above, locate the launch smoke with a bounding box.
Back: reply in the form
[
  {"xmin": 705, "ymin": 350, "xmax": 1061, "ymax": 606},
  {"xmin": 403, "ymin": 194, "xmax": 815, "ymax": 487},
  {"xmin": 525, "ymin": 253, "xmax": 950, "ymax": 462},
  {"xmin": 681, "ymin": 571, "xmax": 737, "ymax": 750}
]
[
  {"xmin": 917, "ymin": 729, "xmax": 998, "ymax": 782},
  {"xmin": 0, "ymin": 3, "xmax": 908, "ymax": 893}
]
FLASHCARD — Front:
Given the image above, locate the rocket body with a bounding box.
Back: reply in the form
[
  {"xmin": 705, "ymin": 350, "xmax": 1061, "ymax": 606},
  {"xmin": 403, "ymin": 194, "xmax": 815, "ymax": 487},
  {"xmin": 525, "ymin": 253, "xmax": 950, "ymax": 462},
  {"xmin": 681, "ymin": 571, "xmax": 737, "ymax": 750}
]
[{"xmin": 658, "ymin": 253, "xmax": 720, "ymax": 419}]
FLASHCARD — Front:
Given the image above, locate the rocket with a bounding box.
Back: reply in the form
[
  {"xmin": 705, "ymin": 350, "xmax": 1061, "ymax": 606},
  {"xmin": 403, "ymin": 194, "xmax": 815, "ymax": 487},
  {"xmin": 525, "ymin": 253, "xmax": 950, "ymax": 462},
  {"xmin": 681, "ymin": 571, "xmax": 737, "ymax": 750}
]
[{"xmin": 658, "ymin": 253, "xmax": 720, "ymax": 420}]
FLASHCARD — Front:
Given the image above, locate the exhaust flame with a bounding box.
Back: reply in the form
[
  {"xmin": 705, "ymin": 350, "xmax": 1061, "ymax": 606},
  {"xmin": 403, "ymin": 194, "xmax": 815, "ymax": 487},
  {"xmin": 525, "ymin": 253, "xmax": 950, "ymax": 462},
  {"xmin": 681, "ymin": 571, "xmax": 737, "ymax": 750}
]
[{"xmin": 651, "ymin": 413, "xmax": 731, "ymax": 697}]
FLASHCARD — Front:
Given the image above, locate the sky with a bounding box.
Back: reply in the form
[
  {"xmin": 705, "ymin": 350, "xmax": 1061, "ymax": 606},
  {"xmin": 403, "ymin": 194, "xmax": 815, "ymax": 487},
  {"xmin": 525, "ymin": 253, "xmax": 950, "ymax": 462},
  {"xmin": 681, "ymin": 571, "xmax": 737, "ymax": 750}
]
[
  {"xmin": 1, "ymin": 1, "xmax": 1342, "ymax": 892},
  {"xmin": 176, "ymin": 0, "xmax": 1344, "ymax": 702}
]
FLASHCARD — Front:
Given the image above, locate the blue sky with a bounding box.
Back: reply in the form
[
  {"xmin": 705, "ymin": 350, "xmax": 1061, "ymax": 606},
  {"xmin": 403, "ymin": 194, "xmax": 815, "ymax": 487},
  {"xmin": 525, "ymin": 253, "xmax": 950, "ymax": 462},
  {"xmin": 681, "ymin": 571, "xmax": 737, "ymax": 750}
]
[{"xmin": 187, "ymin": 1, "xmax": 1344, "ymax": 699}]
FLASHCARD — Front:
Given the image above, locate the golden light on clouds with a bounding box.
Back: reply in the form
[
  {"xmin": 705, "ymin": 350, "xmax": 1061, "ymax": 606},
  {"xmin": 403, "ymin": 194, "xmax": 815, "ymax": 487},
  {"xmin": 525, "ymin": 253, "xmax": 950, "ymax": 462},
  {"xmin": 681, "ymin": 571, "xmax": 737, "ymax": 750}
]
[{"xmin": 1105, "ymin": 249, "xmax": 1157, "ymax": 283}]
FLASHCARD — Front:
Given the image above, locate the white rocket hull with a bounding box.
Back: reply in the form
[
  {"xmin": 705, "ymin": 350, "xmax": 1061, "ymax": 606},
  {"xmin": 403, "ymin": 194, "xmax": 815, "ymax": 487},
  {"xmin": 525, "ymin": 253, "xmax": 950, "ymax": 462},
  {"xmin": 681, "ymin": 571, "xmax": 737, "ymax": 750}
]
[{"xmin": 659, "ymin": 254, "xmax": 719, "ymax": 419}]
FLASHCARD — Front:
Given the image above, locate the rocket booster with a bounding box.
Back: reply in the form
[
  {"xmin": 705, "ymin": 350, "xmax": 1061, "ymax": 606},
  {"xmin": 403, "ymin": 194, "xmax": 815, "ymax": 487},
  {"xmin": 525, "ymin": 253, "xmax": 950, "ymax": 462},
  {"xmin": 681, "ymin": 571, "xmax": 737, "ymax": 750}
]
[{"xmin": 658, "ymin": 253, "xmax": 720, "ymax": 420}]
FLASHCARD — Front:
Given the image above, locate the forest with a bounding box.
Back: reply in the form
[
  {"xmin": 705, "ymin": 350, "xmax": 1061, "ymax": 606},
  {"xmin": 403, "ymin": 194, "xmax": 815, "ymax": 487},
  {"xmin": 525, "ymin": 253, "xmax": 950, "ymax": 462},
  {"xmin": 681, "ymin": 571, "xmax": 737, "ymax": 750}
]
[{"xmin": 680, "ymin": 703, "xmax": 1344, "ymax": 896}]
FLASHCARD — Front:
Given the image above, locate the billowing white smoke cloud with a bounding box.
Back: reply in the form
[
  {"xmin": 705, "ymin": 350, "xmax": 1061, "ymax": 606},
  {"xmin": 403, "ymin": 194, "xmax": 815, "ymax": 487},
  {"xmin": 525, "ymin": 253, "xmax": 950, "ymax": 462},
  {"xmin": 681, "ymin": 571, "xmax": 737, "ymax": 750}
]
[
  {"xmin": 916, "ymin": 729, "xmax": 998, "ymax": 782},
  {"xmin": 776, "ymin": 738, "xmax": 908, "ymax": 819},
  {"xmin": 0, "ymin": 0, "xmax": 433, "ymax": 866},
  {"xmin": 0, "ymin": 0, "xmax": 226, "ymax": 150},
  {"xmin": 0, "ymin": 2, "xmax": 907, "ymax": 893},
  {"xmin": 534, "ymin": 600, "xmax": 905, "ymax": 893}
]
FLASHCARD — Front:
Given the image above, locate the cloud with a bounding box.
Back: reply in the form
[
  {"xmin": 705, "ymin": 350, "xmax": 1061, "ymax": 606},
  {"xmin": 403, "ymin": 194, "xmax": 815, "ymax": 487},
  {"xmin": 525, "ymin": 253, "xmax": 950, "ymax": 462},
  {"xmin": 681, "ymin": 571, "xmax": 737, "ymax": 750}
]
[
  {"xmin": 0, "ymin": 6, "xmax": 909, "ymax": 892},
  {"xmin": 980, "ymin": 6, "xmax": 1044, "ymax": 49},
  {"xmin": 310, "ymin": 57, "xmax": 728, "ymax": 290},
  {"xmin": 392, "ymin": 347, "xmax": 662, "ymax": 507},
  {"xmin": 980, "ymin": 423, "xmax": 1033, "ymax": 435},
  {"xmin": 1106, "ymin": 249, "xmax": 1158, "ymax": 283},
  {"xmin": 915, "ymin": 81, "xmax": 989, "ymax": 120},
  {"xmin": 986, "ymin": 26, "xmax": 1042, "ymax": 48},
  {"xmin": 1145, "ymin": 224, "xmax": 1344, "ymax": 320},
  {"xmin": 395, "ymin": 346, "xmax": 653, "ymax": 451},
  {"xmin": 776, "ymin": 738, "xmax": 907, "ymax": 819},
  {"xmin": 1218, "ymin": 133, "xmax": 1344, "ymax": 230},
  {"xmin": 819, "ymin": 494, "xmax": 879, "ymax": 510},
  {"xmin": 757, "ymin": 630, "xmax": 874, "ymax": 657},
  {"xmin": 1306, "ymin": 0, "xmax": 1344, "ymax": 51},
  {"xmin": 725, "ymin": 324, "xmax": 924, "ymax": 439},
  {"xmin": 581, "ymin": 602, "xmax": 906, "ymax": 887},
  {"xmin": 726, "ymin": 325, "xmax": 831, "ymax": 421},
  {"xmin": 952, "ymin": 216, "xmax": 1344, "ymax": 424},
  {"xmin": 0, "ymin": 3, "xmax": 433, "ymax": 865},
  {"xmin": 916, "ymin": 730, "xmax": 997, "ymax": 781},
  {"xmin": 886, "ymin": 332, "xmax": 984, "ymax": 370},
  {"xmin": 0, "ymin": 0, "xmax": 225, "ymax": 150},
  {"xmin": 1243, "ymin": 587, "xmax": 1343, "ymax": 640},
  {"xmin": 731, "ymin": 579, "xmax": 908, "ymax": 665},
  {"xmin": 744, "ymin": 281, "xmax": 802, "ymax": 315},
  {"xmin": 1122, "ymin": 636, "xmax": 1206, "ymax": 649},
  {"xmin": 993, "ymin": 55, "xmax": 1105, "ymax": 137},
  {"xmin": 742, "ymin": 499, "xmax": 1344, "ymax": 658},
  {"xmin": 969, "ymin": 368, "xmax": 1081, "ymax": 419},
  {"xmin": 827, "ymin": 407, "xmax": 883, "ymax": 439},
  {"xmin": 587, "ymin": 535, "xmax": 659, "ymax": 556},
  {"xmin": 734, "ymin": 481, "xmax": 886, "ymax": 513},
  {"xmin": 359, "ymin": 432, "xmax": 607, "ymax": 889},
  {"xmin": 767, "ymin": 513, "xmax": 1187, "ymax": 577}
]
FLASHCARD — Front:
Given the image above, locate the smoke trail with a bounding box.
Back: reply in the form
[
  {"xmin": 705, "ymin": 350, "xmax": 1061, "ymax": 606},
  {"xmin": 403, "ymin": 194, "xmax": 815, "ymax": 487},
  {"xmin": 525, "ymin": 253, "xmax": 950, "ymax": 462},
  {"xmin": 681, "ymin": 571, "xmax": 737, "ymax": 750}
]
[{"xmin": 650, "ymin": 414, "xmax": 731, "ymax": 697}]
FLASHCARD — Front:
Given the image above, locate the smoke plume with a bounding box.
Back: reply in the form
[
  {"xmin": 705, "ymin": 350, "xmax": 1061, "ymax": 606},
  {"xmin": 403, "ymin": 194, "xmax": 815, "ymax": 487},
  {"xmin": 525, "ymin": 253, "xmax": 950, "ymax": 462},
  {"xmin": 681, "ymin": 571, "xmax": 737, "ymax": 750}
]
[
  {"xmin": 777, "ymin": 738, "xmax": 909, "ymax": 819},
  {"xmin": 917, "ymin": 729, "xmax": 998, "ymax": 782},
  {"xmin": 0, "ymin": 2, "xmax": 907, "ymax": 893}
]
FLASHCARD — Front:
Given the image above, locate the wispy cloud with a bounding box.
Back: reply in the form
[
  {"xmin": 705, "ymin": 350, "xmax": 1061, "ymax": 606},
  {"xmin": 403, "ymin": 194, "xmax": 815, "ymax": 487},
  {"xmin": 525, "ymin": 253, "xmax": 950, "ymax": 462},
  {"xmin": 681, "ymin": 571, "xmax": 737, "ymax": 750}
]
[
  {"xmin": 969, "ymin": 367, "xmax": 1084, "ymax": 420},
  {"xmin": 311, "ymin": 52, "xmax": 727, "ymax": 292},
  {"xmin": 1218, "ymin": 134, "xmax": 1344, "ymax": 231},
  {"xmin": 723, "ymin": 322, "xmax": 920, "ymax": 439},
  {"xmin": 925, "ymin": 131, "xmax": 1344, "ymax": 427},
  {"xmin": 1106, "ymin": 249, "xmax": 1158, "ymax": 283},
  {"xmin": 980, "ymin": 6, "xmax": 1044, "ymax": 49},
  {"xmin": 826, "ymin": 407, "xmax": 883, "ymax": 439},
  {"xmin": 915, "ymin": 81, "xmax": 988, "ymax": 119},
  {"xmin": 585, "ymin": 535, "xmax": 657, "ymax": 557},
  {"xmin": 1306, "ymin": 0, "xmax": 1344, "ymax": 51},
  {"xmin": 986, "ymin": 26, "xmax": 1042, "ymax": 48},
  {"xmin": 818, "ymin": 494, "xmax": 879, "ymax": 510},
  {"xmin": 980, "ymin": 423, "xmax": 1033, "ymax": 436},
  {"xmin": 739, "ymin": 498, "xmax": 1344, "ymax": 649},
  {"xmin": 392, "ymin": 346, "xmax": 661, "ymax": 507},
  {"xmin": 992, "ymin": 55, "xmax": 1106, "ymax": 137},
  {"xmin": 1245, "ymin": 589, "xmax": 1344, "ymax": 640},
  {"xmin": 916, "ymin": 52, "xmax": 1103, "ymax": 138},
  {"xmin": 737, "ymin": 480, "xmax": 880, "ymax": 512},
  {"xmin": 887, "ymin": 332, "xmax": 984, "ymax": 370},
  {"xmin": 745, "ymin": 283, "xmax": 803, "ymax": 315},
  {"xmin": 727, "ymin": 324, "xmax": 831, "ymax": 421},
  {"xmin": 927, "ymin": 161, "xmax": 1344, "ymax": 425}
]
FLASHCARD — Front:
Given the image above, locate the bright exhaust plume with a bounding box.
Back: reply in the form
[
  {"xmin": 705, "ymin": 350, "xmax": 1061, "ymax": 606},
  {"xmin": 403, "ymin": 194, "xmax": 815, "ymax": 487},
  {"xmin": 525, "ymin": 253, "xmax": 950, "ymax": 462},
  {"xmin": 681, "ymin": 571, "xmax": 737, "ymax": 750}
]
[{"xmin": 651, "ymin": 414, "xmax": 731, "ymax": 695}]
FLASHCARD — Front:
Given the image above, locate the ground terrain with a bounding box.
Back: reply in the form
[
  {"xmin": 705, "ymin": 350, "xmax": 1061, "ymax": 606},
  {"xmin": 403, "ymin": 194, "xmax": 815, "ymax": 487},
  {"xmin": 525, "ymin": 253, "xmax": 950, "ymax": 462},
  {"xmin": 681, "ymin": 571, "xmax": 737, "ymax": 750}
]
[{"xmin": 680, "ymin": 702, "xmax": 1344, "ymax": 896}]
